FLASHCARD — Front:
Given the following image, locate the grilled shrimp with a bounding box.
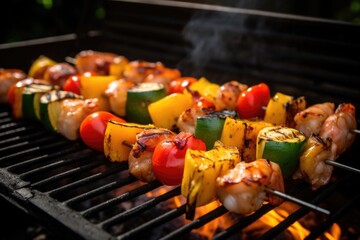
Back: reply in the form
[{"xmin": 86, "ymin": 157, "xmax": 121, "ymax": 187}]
[
  {"xmin": 293, "ymin": 135, "xmax": 332, "ymax": 190},
  {"xmin": 319, "ymin": 103, "xmax": 357, "ymax": 160},
  {"xmin": 144, "ymin": 68, "xmax": 181, "ymax": 94},
  {"xmin": 216, "ymin": 159, "xmax": 285, "ymax": 215},
  {"xmin": 123, "ymin": 60, "xmax": 164, "ymax": 83},
  {"xmin": 105, "ymin": 79, "xmax": 135, "ymax": 117},
  {"xmin": 0, "ymin": 69, "xmax": 26, "ymax": 103},
  {"xmin": 294, "ymin": 102, "xmax": 335, "ymax": 138},
  {"xmin": 128, "ymin": 128, "xmax": 176, "ymax": 182},
  {"xmin": 214, "ymin": 81, "xmax": 248, "ymax": 111},
  {"xmin": 57, "ymin": 98, "xmax": 100, "ymax": 140}
]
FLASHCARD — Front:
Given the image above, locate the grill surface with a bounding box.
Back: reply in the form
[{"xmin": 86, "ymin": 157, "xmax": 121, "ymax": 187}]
[{"xmin": 1, "ymin": 0, "xmax": 360, "ymax": 239}]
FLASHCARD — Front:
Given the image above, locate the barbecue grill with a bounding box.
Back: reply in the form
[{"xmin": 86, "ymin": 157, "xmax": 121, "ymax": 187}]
[{"xmin": 1, "ymin": 0, "xmax": 360, "ymax": 239}]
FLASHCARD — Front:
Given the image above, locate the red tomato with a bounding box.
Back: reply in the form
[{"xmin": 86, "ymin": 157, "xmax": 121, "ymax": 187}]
[
  {"xmin": 80, "ymin": 111, "xmax": 125, "ymax": 152},
  {"xmin": 152, "ymin": 132, "xmax": 207, "ymax": 186},
  {"xmin": 63, "ymin": 72, "xmax": 96, "ymax": 95},
  {"xmin": 169, "ymin": 77, "xmax": 197, "ymax": 94},
  {"xmin": 7, "ymin": 84, "xmax": 15, "ymax": 106},
  {"xmin": 236, "ymin": 83, "xmax": 270, "ymax": 119}
]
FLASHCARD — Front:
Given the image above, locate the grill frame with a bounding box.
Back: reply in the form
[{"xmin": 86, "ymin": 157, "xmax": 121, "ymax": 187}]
[{"xmin": 1, "ymin": 0, "xmax": 360, "ymax": 239}]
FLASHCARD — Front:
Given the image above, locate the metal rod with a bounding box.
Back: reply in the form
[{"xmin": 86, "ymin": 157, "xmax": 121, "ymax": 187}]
[
  {"xmin": 352, "ymin": 129, "xmax": 360, "ymax": 134},
  {"xmin": 264, "ymin": 188, "xmax": 330, "ymax": 215},
  {"xmin": 325, "ymin": 160, "xmax": 360, "ymax": 174}
]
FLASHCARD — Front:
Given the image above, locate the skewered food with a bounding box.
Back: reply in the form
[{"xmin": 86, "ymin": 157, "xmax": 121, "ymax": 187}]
[
  {"xmin": 74, "ymin": 50, "xmax": 121, "ymax": 75},
  {"xmin": 293, "ymin": 103, "xmax": 357, "ymax": 190},
  {"xmin": 0, "ymin": 69, "xmax": 26, "ymax": 103},
  {"xmin": 28, "ymin": 55, "xmax": 57, "ymax": 79},
  {"xmin": 294, "ymin": 102, "xmax": 335, "ymax": 138},
  {"xmin": 129, "ymin": 128, "xmax": 176, "ymax": 182},
  {"xmin": 214, "ymin": 80, "xmax": 248, "ymax": 111},
  {"xmin": 123, "ymin": 60, "xmax": 164, "ymax": 83},
  {"xmin": 216, "ymin": 158, "xmax": 284, "ymax": 215},
  {"xmin": 104, "ymin": 79, "xmax": 135, "ymax": 117},
  {"xmin": 44, "ymin": 63, "xmax": 77, "ymax": 87}
]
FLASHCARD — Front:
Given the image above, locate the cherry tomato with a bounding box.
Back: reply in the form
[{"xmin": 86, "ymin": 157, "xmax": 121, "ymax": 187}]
[
  {"xmin": 152, "ymin": 132, "xmax": 207, "ymax": 186},
  {"xmin": 80, "ymin": 111, "xmax": 125, "ymax": 152},
  {"xmin": 169, "ymin": 77, "xmax": 197, "ymax": 94},
  {"xmin": 236, "ymin": 83, "xmax": 270, "ymax": 119},
  {"xmin": 7, "ymin": 84, "xmax": 15, "ymax": 106},
  {"xmin": 63, "ymin": 72, "xmax": 96, "ymax": 95}
]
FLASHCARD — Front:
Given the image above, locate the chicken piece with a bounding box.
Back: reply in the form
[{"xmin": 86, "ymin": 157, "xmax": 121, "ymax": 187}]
[
  {"xmin": 216, "ymin": 159, "xmax": 284, "ymax": 215},
  {"xmin": 214, "ymin": 81, "xmax": 248, "ymax": 111},
  {"xmin": 144, "ymin": 68, "xmax": 181, "ymax": 94},
  {"xmin": 105, "ymin": 79, "xmax": 135, "ymax": 117},
  {"xmin": 293, "ymin": 135, "xmax": 332, "ymax": 190},
  {"xmin": 128, "ymin": 128, "xmax": 176, "ymax": 182},
  {"xmin": 123, "ymin": 60, "xmax": 164, "ymax": 83},
  {"xmin": 294, "ymin": 102, "xmax": 335, "ymax": 138},
  {"xmin": 176, "ymin": 106, "xmax": 214, "ymax": 134},
  {"xmin": 57, "ymin": 98, "xmax": 100, "ymax": 140},
  {"xmin": 0, "ymin": 69, "xmax": 27, "ymax": 103},
  {"xmin": 44, "ymin": 63, "xmax": 77, "ymax": 87},
  {"xmin": 319, "ymin": 103, "xmax": 357, "ymax": 160},
  {"xmin": 75, "ymin": 50, "xmax": 119, "ymax": 75}
]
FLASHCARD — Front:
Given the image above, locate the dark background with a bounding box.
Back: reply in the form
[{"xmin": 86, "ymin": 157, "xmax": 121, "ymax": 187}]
[{"xmin": 0, "ymin": 0, "xmax": 359, "ymax": 44}]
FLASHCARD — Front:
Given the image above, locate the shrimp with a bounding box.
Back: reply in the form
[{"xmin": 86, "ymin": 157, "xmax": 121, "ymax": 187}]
[
  {"xmin": 75, "ymin": 50, "xmax": 120, "ymax": 75},
  {"xmin": 319, "ymin": 103, "xmax": 357, "ymax": 160},
  {"xmin": 293, "ymin": 135, "xmax": 332, "ymax": 190},
  {"xmin": 105, "ymin": 79, "xmax": 135, "ymax": 117},
  {"xmin": 123, "ymin": 60, "xmax": 164, "ymax": 83},
  {"xmin": 216, "ymin": 159, "xmax": 284, "ymax": 215},
  {"xmin": 214, "ymin": 81, "xmax": 248, "ymax": 111},
  {"xmin": 144, "ymin": 68, "xmax": 181, "ymax": 94},
  {"xmin": 294, "ymin": 103, "xmax": 356, "ymax": 190},
  {"xmin": 128, "ymin": 128, "xmax": 176, "ymax": 182},
  {"xmin": 57, "ymin": 98, "xmax": 100, "ymax": 140},
  {"xmin": 294, "ymin": 102, "xmax": 335, "ymax": 138}
]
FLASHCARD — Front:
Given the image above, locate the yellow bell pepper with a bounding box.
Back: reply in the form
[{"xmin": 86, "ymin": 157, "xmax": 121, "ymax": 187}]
[
  {"xmin": 264, "ymin": 92, "xmax": 306, "ymax": 127},
  {"xmin": 181, "ymin": 141, "xmax": 240, "ymax": 220},
  {"xmin": 188, "ymin": 77, "xmax": 220, "ymax": 103},
  {"xmin": 104, "ymin": 121, "xmax": 155, "ymax": 162},
  {"xmin": 80, "ymin": 75, "xmax": 116, "ymax": 111},
  {"xmin": 220, "ymin": 117, "xmax": 273, "ymax": 162},
  {"xmin": 109, "ymin": 56, "xmax": 129, "ymax": 78},
  {"xmin": 148, "ymin": 92, "xmax": 193, "ymax": 130},
  {"xmin": 28, "ymin": 55, "xmax": 57, "ymax": 79}
]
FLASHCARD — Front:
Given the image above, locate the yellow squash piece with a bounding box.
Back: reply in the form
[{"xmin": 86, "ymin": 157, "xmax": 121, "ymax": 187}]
[
  {"xmin": 28, "ymin": 55, "xmax": 57, "ymax": 79},
  {"xmin": 181, "ymin": 141, "xmax": 240, "ymax": 220},
  {"xmin": 148, "ymin": 92, "xmax": 193, "ymax": 130},
  {"xmin": 104, "ymin": 121, "xmax": 155, "ymax": 162},
  {"xmin": 80, "ymin": 75, "xmax": 116, "ymax": 111},
  {"xmin": 264, "ymin": 92, "xmax": 306, "ymax": 127},
  {"xmin": 220, "ymin": 117, "xmax": 273, "ymax": 162}
]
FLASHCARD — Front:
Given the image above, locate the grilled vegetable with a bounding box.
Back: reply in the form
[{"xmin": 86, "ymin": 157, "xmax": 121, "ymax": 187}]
[
  {"xmin": 80, "ymin": 75, "xmax": 116, "ymax": 111},
  {"xmin": 80, "ymin": 111, "xmax": 126, "ymax": 152},
  {"xmin": 148, "ymin": 92, "xmax": 193, "ymax": 130},
  {"xmin": 188, "ymin": 77, "xmax": 220, "ymax": 104},
  {"xmin": 28, "ymin": 55, "xmax": 57, "ymax": 79},
  {"xmin": 181, "ymin": 141, "xmax": 240, "ymax": 220},
  {"xmin": 22, "ymin": 84, "xmax": 54, "ymax": 121},
  {"xmin": 220, "ymin": 117, "xmax": 273, "ymax": 162},
  {"xmin": 264, "ymin": 92, "xmax": 306, "ymax": 127},
  {"xmin": 126, "ymin": 83, "xmax": 166, "ymax": 124},
  {"xmin": 152, "ymin": 132, "xmax": 207, "ymax": 186},
  {"xmin": 194, "ymin": 110, "xmax": 237, "ymax": 149},
  {"xmin": 104, "ymin": 121, "xmax": 155, "ymax": 162},
  {"xmin": 39, "ymin": 90, "xmax": 82, "ymax": 131},
  {"xmin": 256, "ymin": 126, "xmax": 306, "ymax": 178},
  {"xmin": 236, "ymin": 83, "xmax": 270, "ymax": 119}
]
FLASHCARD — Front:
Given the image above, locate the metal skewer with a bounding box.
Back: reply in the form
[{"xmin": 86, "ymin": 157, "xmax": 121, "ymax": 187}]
[
  {"xmin": 325, "ymin": 160, "xmax": 360, "ymax": 174},
  {"xmin": 352, "ymin": 129, "xmax": 360, "ymax": 134},
  {"xmin": 265, "ymin": 188, "xmax": 330, "ymax": 215}
]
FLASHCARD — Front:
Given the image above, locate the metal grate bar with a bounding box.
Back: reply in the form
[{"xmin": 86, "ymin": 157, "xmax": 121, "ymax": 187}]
[
  {"xmin": 82, "ymin": 180, "xmax": 162, "ymax": 218},
  {"xmin": 18, "ymin": 149, "xmax": 95, "ymax": 179},
  {"xmin": 159, "ymin": 205, "xmax": 228, "ymax": 240},
  {"xmin": 0, "ymin": 131, "xmax": 46, "ymax": 147},
  {"xmin": 212, "ymin": 204, "xmax": 275, "ymax": 240},
  {"xmin": 117, "ymin": 205, "xmax": 187, "ymax": 240},
  {"xmin": 304, "ymin": 192, "xmax": 360, "ymax": 240},
  {"xmin": 47, "ymin": 162, "xmax": 126, "ymax": 198},
  {"xmin": 30, "ymin": 159, "xmax": 104, "ymax": 189},
  {"xmin": 100, "ymin": 186, "xmax": 181, "ymax": 229},
  {"xmin": 257, "ymin": 174, "xmax": 351, "ymax": 240},
  {"xmin": 65, "ymin": 175, "xmax": 138, "ymax": 207},
  {"xmin": 7, "ymin": 145, "xmax": 89, "ymax": 172},
  {"xmin": 0, "ymin": 117, "xmax": 12, "ymax": 124},
  {"xmin": 0, "ymin": 125, "xmax": 36, "ymax": 138}
]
